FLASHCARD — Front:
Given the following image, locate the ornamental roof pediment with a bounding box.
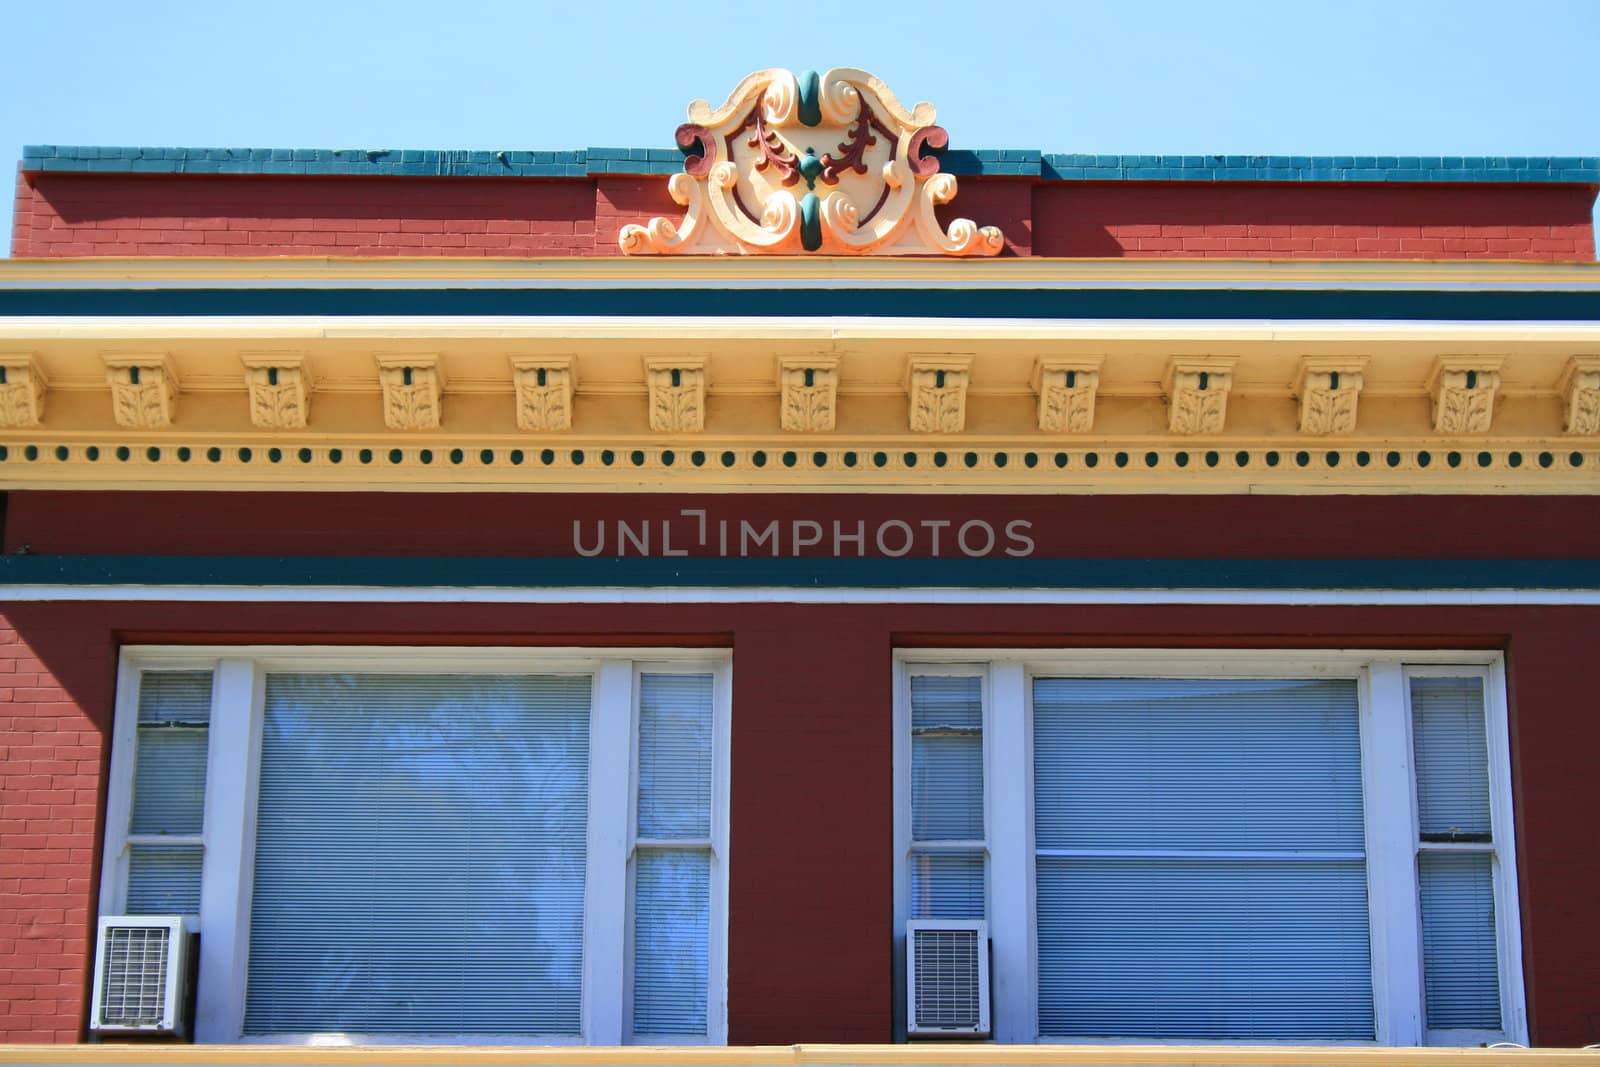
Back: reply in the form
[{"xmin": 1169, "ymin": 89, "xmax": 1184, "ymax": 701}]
[{"xmin": 620, "ymin": 68, "xmax": 1003, "ymax": 257}]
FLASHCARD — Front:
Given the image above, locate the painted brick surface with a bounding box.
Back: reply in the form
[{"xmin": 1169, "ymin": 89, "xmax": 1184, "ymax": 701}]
[
  {"xmin": 0, "ymin": 614, "xmax": 101, "ymax": 1043},
  {"xmin": 1033, "ymin": 182, "xmax": 1598, "ymax": 259},
  {"xmin": 12, "ymin": 172, "xmax": 1596, "ymax": 260}
]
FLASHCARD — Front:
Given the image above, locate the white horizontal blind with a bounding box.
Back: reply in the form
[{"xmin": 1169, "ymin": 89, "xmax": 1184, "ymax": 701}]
[
  {"xmin": 1411, "ymin": 675, "xmax": 1501, "ymax": 1032},
  {"xmin": 1033, "ymin": 677, "xmax": 1373, "ymax": 1040},
  {"xmin": 244, "ymin": 673, "xmax": 591, "ymax": 1036},
  {"xmin": 126, "ymin": 671, "xmax": 211, "ymax": 914},
  {"xmin": 631, "ymin": 672, "xmax": 713, "ymax": 1038},
  {"xmin": 909, "ymin": 675, "xmax": 985, "ymax": 921}
]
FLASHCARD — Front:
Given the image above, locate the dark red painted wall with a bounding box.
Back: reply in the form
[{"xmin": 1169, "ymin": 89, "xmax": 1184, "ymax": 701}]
[
  {"xmin": 2, "ymin": 599, "xmax": 1599, "ymax": 1044},
  {"xmin": 3, "ymin": 490, "xmax": 1599, "ymax": 1044},
  {"xmin": 1031, "ymin": 181, "xmax": 1599, "ymax": 259},
  {"xmin": 8, "ymin": 490, "xmax": 1600, "ymax": 559},
  {"xmin": 12, "ymin": 170, "xmax": 1596, "ymax": 260}
]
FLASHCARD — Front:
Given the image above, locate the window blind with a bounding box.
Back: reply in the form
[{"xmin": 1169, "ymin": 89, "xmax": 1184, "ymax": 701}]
[
  {"xmin": 127, "ymin": 670, "xmax": 212, "ymax": 915},
  {"xmin": 632, "ymin": 672, "xmax": 713, "ymax": 1038},
  {"xmin": 908, "ymin": 675, "xmax": 985, "ymax": 921},
  {"xmin": 1411, "ymin": 676, "xmax": 1501, "ymax": 1031},
  {"xmin": 243, "ymin": 673, "xmax": 592, "ymax": 1037},
  {"xmin": 1032, "ymin": 677, "xmax": 1373, "ymax": 1040}
]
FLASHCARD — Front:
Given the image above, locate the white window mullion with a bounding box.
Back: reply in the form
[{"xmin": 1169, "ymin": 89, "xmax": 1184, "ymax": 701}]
[
  {"xmin": 1361, "ymin": 661, "xmax": 1425, "ymax": 1046},
  {"xmin": 986, "ymin": 660, "xmax": 1035, "ymax": 1043},
  {"xmin": 582, "ymin": 660, "xmax": 633, "ymax": 1045},
  {"xmin": 97, "ymin": 659, "xmax": 145, "ymax": 917},
  {"xmin": 1485, "ymin": 658, "xmax": 1528, "ymax": 1044},
  {"xmin": 194, "ymin": 658, "xmax": 264, "ymax": 1043}
]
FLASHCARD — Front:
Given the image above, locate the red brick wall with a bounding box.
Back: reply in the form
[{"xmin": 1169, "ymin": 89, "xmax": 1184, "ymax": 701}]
[
  {"xmin": 1033, "ymin": 181, "xmax": 1598, "ymax": 259},
  {"xmin": 3, "ymin": 596, "xmax": 1599, "ymax": 1044},
  {"xmin": 12, "ymin": 171, "xmax": 1596, "ymax": 260},
  {"xmin": 0, "ymin": 616, "xmax": 102, "ymax": 1043}
]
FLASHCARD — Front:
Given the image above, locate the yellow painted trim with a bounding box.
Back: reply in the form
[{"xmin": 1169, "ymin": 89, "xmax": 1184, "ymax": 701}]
[
  {"xmin": 2, "ymin": 1047, "xmax": 1597, "ymax": 1067},
  {"xmin": 3, "ymin": 257, "xmax": 1599, "ymax": 288},
  {"xmin": 0, "ymin": 436, "xmax": 1592, "ymax": 495}
]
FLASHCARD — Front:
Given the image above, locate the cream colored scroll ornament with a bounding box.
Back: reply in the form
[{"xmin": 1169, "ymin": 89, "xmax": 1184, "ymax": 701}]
[{"xmin": 620, "ymin": 68, "xmax": 1003, "ymax": 257}]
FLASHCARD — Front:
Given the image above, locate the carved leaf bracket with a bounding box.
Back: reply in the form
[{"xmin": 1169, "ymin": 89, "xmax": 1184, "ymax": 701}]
[
  {"xmin": 1427, "ymin": 356, "xmax": 1503, "ymax": 434},
  {"xmin": 646, "ymin": 358, "xmax": 707, "ymax": 433},
  {"xmin": 512, "ymin": 357, "xmax": 577, "ymax": 432},
  {"xmin": 1163, "ymin": 357, "xmax": 1237, "ymax": 435},
  {"xmin": 376, "ymin": 355, "xmax": 444, "ymax": 431},
  {"xmin": 1032, "ymin": 358, "xmax": 1103, "ymax": 433},
  {"xmin": 242, "ymin": 354, "xmax": 312, "ymax": 430},
  {"xmin": 104, "ymin": 355, "xmax": 179, "ymax": 429},
  {"xmin": 1558, "ymin": 355, "xmax": 1600, "ymax": 436},
  {"xmin": 907, "ymin": 357, "xmax": 972, "ymax": 433},
  {"xmin": 778, "ymin": 357, "xmax": 840, "ymax": 432},
  {"xmin": 1294, "ymin": 357, "xmax": 1368, "ymax": 435},
  {"xmin": 0, "ymin": 353, "xmax": 47, "ymax": 429}
]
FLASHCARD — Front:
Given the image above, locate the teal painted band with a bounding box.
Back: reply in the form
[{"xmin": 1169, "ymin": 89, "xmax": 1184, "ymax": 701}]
[
  {"xmin": 22, "ymin": 145, "xmax": 1600, "ymax": 184},
  {"xmin": 2, "ymin": 288, "xmax": 1599, "ymax": 321},
  {"xmin": 0, "ymin": 556, "xmax": 1596, "ymax": 591}
]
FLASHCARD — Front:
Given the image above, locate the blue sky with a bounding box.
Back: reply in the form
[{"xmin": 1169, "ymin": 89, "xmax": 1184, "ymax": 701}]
[{"xmin": 3, "ymin": 0, "xmax": 1597, "ymax": 252}]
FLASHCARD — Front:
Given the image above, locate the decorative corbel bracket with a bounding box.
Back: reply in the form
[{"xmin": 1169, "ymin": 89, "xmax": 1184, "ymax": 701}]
[
  {"xmin": 511, "ymin": 357, "xmax": 577, "ymax": 432},
  {"xmin": 1163, "ymin": 357, "xmax": 1237, "ymax": 435},
  {"xmin": 907, "ymin": 357, "xmax": 972, "ymax": 433},
  {"xmin": 1294, "ymin": 357, "xmax": 1368, "ymax": 435},
  {"xmin": 0, "ymin": 353, "xmax": 47, "ymax": 428},
  {"xmin": 104, "ymin": 354, "xmax": 178, "ymax": 429},
  {"xmin": 1558, "ymin": 355, "xmax": 1600, "ymax": 435},
  {"xmin": 1031, "ymin": 358, "xmax": 1102, "ymax": 433},
  {"xmin": 241, "ymin": 354, "xmax": 312, "ymax": 430},
  {"xmin": 778, "ymin": 357, "xmax": 840, "ymax": 433},
  {"xmin": 1427, "ymin": 356, "xmax": 1503, "ymax": 434},
  {"xmin": 645, "ymin": 358, "xmax": 707, "ymax": 433},
  {"xmin": 376, "ymin": 355, "xmax": 444, "ymax": 430}
]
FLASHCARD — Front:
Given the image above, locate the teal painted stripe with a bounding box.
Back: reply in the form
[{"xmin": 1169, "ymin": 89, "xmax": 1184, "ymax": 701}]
[
  {"xmin": 0, "ymin": 556, "xmax": 1595, "ymax": 590},
  {"xmin": 22, "ymin": 146, "xmax": 1600, "ymax": 183},
  {"xmin": 3, "ymin": 287, "xmax": 1600, "ymax": 320}
]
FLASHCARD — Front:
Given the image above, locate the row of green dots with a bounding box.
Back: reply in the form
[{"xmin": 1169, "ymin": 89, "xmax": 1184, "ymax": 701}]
[{"xmin": 0, "ymin": 446, "xmax": 1590, "ymax": 473}]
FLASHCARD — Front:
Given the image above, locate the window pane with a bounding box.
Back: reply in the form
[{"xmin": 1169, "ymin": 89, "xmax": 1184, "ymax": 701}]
[
  {"xmin": 1420, "ymin": 851, "xmax": 1502, "ymax": 1030},
  {"xmin": 126, "ymin": 844, "xmax": 202, "ymax": 914},
  {"xmin": 1032, "ymin": 677, "xmax": 1372, "ymax": 1040},
  {"xmin": 1033, "ymin": 677, "xmax": 1365, "ymax": 851},
  {"xmin": 910, "ymin": 676, "xmax": 984, "ymax": 842},
  {"xmin": 244, "ymin": 673, "xmax": 591, "ymax": 1036},
  {"xmin": 1411, "ymin": 677, "xmax": 1492, "ymax": 840},
  {"xmin": 909, "ymin": 850, "xmax": 984, "ymax": 920},
  {"xmin": 131, "ymin": 670, "xmax": 213, "ymax": 836},
  {"xmin": 910, "ymin": 675, "xmax": 982, "ymax": 732},
  {"xmin": 138, "ymin": 670, "xmax": 213, "ymax": 724},
  {"xmin": 130, "ymin": 728, "xmax": 208, "ymax": 835},
  {"xmin": 1038, "ymin": 856, "xmax": 1374, "ymax": 1039},
  {"xmin": 633, "ymin": 849, "xmax": 710, "ymax": 1037},
  {"xmin": 637, "ymin": 673, "xmax": 713, "ymax": 839}
]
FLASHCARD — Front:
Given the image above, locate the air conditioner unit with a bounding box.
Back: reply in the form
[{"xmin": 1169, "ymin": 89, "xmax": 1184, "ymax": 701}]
[
  {"xmin": 89, "ymin": 915, "xmax": 198, "ymax": 1038},
  {"xmin": 907, "ymin": 918, "xmax": 990, "ymax": 1038}
]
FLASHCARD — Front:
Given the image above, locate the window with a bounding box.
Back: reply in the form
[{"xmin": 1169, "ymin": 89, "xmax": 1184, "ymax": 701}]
[
  {"xmin": 893, "ymin": 651, "xmax": 1524, "ymax": 1046},
  {"xmin": 101, "ymin": 647, "xmax": 730, "ymax": 1044}
]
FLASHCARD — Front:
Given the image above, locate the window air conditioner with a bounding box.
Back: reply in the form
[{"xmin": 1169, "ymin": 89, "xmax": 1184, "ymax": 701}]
[
  {"xmin": 906, "ymin": 918, "xmax": 991, "ymax": 1038},
  {"xmin": 89, "ymin": 915, "xmax": 198, "ymax": 1038}
]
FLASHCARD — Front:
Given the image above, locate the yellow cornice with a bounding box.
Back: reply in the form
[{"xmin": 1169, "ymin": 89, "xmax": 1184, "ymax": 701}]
[{"xmin": 2, "ymin": 256, "xmax": 1599, "ymax": 288}]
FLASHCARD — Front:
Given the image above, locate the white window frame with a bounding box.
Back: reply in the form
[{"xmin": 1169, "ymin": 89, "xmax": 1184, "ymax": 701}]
[
  {"xmin": 101, "ymin": 645, "xmax": 731, "ymax": 1046},
  {"xmin": 892, "ymin": 649, "xmax": 1526, "ymax": 1047}
]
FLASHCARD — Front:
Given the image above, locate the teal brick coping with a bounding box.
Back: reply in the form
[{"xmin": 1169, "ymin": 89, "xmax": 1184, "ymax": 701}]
[{"xmin": 21, "ymin": 145, "xmax": 1600, "ymax": 183}]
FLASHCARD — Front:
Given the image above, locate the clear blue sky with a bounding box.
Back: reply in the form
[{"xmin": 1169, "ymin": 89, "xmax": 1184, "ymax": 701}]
[{"xmin": 3, "ymin": 0, "xmax": 1597, "ymax": 254}]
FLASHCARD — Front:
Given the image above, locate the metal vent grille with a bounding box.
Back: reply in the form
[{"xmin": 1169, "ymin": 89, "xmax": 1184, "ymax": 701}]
[
  {"xmin": 98, "ymin": 925, "xmax": 171, "ymax": 1026},
  {"xmin": 913, "ymin": 926, "xmax": 981, "ymax": 1029}
]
